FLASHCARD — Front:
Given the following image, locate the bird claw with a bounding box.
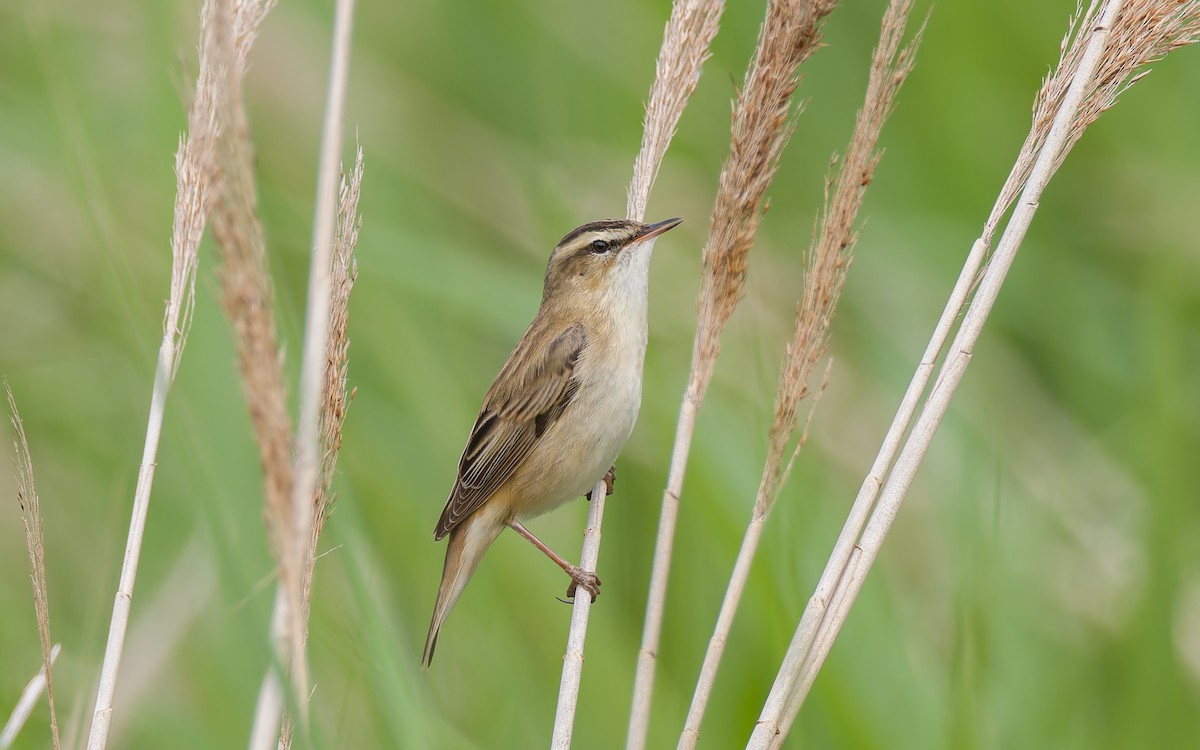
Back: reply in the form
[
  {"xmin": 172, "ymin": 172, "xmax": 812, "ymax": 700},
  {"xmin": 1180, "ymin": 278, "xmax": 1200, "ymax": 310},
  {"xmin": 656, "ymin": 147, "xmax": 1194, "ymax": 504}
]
[
  {"xmin": 585, "ymin": 465, "xmax": 616, "ymax": 501},
  {"xmin": 564, "ymin": 566, "xmax": 601, "ymax": 603}
]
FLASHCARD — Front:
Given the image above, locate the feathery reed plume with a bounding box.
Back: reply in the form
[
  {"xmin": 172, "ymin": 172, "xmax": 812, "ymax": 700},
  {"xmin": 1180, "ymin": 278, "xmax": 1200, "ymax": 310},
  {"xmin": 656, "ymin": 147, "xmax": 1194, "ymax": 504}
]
[
  {"xmin": 628, "ymin": 2, "xmax": 838, "ymax": 747},
  {"xmin": 0, "ymin": 645, "xmax": 61, "ymax": 749},
  {"xmin": 552, "ymin": 3, "xmax": 725, "ymax": 746},
  {"xmin": 278, "ymin": 146, "xmax": 363, "ymax": 750},
  {"xmin": 988, "ymin": 0, "xmax": 1200, "ymax": 254},
  {"xmin": 248, "ymin": 0, "xmax": 358, "ymax": 746},
  {"xmin": 550, "ymin": 481, "xmax": 608, "ymax": 750},
  {"xmin": 86, "ymin": 0, "xmax": 274, "ymax": 745},
  {"xmin": 626, "ymin": 0, "xmax": 725, "ymax": 223},
  {"xmin": 306, "ymin": 144, "xmax": 363, "ymax": 609},
  {"xmin": 5, "ymin": 380, "xmax": 60, "ymax": 750},
  {"xmin": 749, "ymin": 2, "xmax": 1200, "ymax": 747},
  {"xmin": 210, "ymin": 0, "xmax": 293, "ymax": 566},
  {"xmin": 1027, "ymin": 0, "xmax": 1200, "ymax": 197},
  {"xmin": 767, "ymin": 0, "xmax": 919, "ymax": 524},
  {"xmin": 208, "ymin": 0, "xmax": 303, "ymax": 743},
  {"xmin": 678, "ymin": 5, "xmax": 921, "ymax": 745}
]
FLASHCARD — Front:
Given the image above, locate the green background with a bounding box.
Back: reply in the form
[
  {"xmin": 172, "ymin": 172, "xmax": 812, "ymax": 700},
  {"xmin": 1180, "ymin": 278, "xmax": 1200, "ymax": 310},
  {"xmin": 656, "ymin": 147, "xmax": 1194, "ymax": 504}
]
[{"xmin": 2, "ymin": 0, "xmax": 1198, "ymax": 747}]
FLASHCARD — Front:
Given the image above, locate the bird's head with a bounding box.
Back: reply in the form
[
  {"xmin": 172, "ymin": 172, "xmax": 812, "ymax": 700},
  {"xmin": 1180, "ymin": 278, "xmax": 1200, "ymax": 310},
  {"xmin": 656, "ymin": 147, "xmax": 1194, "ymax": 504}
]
[{"xmin": 541, "ymin": 217, "xmax": 682, "ymax": 305}]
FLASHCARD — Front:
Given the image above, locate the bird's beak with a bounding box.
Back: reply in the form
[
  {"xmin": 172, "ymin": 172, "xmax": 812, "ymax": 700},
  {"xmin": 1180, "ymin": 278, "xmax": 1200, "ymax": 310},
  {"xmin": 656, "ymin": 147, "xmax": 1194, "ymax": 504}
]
[{"xmin": 631, "ymin": 217, "xmax": 683, "ymax": 245}]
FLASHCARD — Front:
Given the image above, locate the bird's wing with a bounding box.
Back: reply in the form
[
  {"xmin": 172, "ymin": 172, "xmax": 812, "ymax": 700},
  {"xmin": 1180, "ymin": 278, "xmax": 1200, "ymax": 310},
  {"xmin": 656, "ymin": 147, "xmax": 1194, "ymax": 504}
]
[{"xmin": 434, "ymin": 322, "xmax": 586, "ymax": 539}]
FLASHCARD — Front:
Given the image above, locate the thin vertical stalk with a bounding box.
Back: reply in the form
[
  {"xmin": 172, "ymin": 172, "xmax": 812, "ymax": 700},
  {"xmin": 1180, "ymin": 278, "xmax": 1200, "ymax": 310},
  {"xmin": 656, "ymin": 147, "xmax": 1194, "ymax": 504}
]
[
  {"xmin": 6, "ymin": 378, "xmax": 60, "ymax": 750},
  {"xmin": 626, "ymin": 386, "xmax": 699, "ymax": 746},
  {"xmin": 550, "ymin": 482, "xmax": 607, "ymax": 749},
  {"xmin": 84, "ymin": 0, "xmax": 228, "ymax": 742}
]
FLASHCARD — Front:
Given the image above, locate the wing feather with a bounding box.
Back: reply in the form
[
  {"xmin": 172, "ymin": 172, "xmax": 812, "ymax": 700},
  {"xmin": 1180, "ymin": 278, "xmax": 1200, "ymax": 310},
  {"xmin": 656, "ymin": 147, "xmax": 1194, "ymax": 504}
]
[{"xmin": 434, "ymin": 322, "xmax": 586, "ymax": 539}]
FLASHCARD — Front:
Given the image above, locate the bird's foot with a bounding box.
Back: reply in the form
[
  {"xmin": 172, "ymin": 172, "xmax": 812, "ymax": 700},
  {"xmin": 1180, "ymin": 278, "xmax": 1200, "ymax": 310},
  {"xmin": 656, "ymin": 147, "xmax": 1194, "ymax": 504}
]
[
  {"xmin": 564, "ymin": 565, "xmax": 601, "ymax": 603},
  {"xmin": 585, "ymin": 465, "xmax": 616, "ymax": 501}
]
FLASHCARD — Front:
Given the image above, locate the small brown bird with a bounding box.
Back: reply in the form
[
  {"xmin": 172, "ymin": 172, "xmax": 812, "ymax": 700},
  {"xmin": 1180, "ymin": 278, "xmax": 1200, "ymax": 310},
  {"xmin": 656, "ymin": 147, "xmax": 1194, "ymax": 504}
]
[{"xmin": 422, "ymin": 217, "xmax": 682, "ymax": 668}]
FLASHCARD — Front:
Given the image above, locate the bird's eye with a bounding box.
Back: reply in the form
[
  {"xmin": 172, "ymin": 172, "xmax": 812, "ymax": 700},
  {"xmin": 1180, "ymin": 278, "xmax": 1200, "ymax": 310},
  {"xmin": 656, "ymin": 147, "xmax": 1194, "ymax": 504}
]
[{"xmin": 590, "ymin": 239, "xmax": 610, "ymax": 254}]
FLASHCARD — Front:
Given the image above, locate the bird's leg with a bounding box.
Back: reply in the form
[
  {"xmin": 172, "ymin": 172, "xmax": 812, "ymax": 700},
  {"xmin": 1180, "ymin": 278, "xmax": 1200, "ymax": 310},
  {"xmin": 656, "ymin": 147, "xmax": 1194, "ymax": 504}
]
[
  {"xmin": 585, "ymin": 464, "xmax": 616, "ymax": 501},
  {"xmin": 506, "ymin": 520, "xmax": 601, "ymax": 602}
]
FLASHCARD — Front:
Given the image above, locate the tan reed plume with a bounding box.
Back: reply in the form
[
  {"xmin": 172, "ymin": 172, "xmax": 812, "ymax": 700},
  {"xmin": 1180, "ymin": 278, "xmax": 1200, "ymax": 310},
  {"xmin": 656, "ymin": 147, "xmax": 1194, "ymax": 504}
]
[
  {"xmin": 5, "ymin": 379, "xmax": 60, "ymax": 750},
  {"xmin": 278, "ymin": 146, "xmax": 363, "ymax": 750},
  {"xmin": 305, "ymin": 144, "xmax": 363, "ymax": 610},
  {"xmin": 626, "ymin": 0, "xmax": 726, "ymax": 223},
  {"xmin": 210, "ymin": 0, "xmax": 293, "ymax": 568},
  {"xmin": 678, "ymin": 3, "xmax": 922, "ymax": 746},
  {"xmin": 628, "ymin": 2, "xmax": 839, "ymax": 747}
]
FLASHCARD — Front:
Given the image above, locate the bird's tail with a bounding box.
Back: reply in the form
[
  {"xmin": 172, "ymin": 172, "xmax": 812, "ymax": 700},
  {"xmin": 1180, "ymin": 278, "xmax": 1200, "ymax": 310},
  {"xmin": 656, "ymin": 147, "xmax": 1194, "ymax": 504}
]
[{"xmin": 422, "ymin": 515, "xmax": 504, "ymax": 668}]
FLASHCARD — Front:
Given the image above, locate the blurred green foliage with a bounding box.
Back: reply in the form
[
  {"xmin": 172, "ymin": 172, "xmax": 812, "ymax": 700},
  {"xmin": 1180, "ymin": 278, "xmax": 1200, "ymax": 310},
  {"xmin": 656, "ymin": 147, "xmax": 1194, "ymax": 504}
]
[{"xmin": 2, "ymin": 0, "xmax": 1199, "ymax": 748}]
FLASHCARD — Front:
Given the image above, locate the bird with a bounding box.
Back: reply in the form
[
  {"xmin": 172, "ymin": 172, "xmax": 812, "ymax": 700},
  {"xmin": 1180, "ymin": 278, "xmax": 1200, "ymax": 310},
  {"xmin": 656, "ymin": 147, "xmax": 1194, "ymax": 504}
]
[{"xmin": 421, "ymin": 216, "xmax": 682, "ymax": 668}]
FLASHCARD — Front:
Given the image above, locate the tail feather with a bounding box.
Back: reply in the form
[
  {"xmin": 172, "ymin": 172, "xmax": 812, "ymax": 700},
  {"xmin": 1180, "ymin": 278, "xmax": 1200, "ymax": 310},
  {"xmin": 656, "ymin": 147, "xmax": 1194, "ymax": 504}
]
[
  {"xmin": 420, "ymin": 624, "xmax": 440, "ymax": 670},
  {"xmin": 422, "ymin": 513, "xmax": 504, "ymax": 668}
]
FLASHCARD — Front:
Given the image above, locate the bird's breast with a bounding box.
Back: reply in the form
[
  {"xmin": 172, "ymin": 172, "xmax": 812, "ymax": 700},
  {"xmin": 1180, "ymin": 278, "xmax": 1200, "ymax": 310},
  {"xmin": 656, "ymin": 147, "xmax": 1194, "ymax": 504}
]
[{"xmin": 507, "ymin": 320, "xmax": 646, "ymax": 518}]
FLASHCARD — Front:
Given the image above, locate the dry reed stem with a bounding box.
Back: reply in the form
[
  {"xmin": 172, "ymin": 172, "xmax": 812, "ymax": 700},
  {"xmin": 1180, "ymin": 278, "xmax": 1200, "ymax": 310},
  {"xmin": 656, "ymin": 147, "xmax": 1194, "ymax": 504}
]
[
  {"xmin": 678, "ymin": 5, "xmax": 921, "ymax": 745},
  {"xmin": 85, "ymin": 0, "xmax": 275, "ymax": 744},
  {"xmin": 0, "ymin": 644, "xmax": 61, "ymax": 749},
  {"xmin": 550, "ymin": 488, "xmax": 607, "ymax": 750},
  {"xmin": 677, "ymin": 365, "xmax": 830, "ymax": 750},
  {"xmin": 628, "ymin": 2, "xmax": 838, "ymax": 747},
  {"xmin": 248, "ymin": 0, "xmax": 358, "ymax": 746},
  {"xmin": 554, "ymin": 2, "xmax": 725, "ymax": 744},
  {"xmin": 676, "ymin": 362, "xmax": 833, "ymax": 750},
  {"xmin": 748, "ymin": 2, "xmax": 1200, "ymax": 747},
  {"xmin": 5, "ymin": 380, "xmax": 60, "ymax": 750}
]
